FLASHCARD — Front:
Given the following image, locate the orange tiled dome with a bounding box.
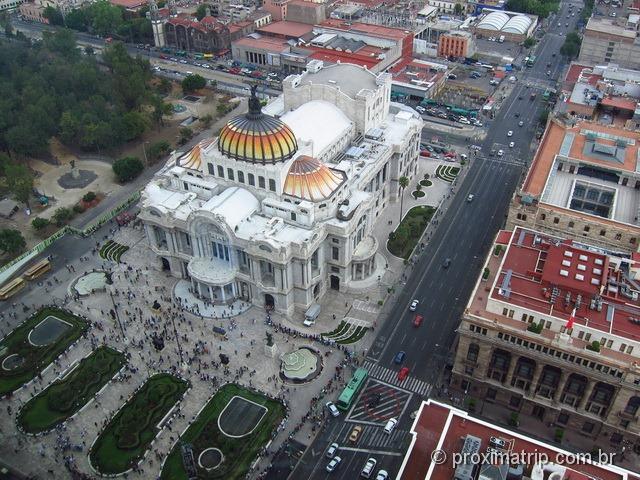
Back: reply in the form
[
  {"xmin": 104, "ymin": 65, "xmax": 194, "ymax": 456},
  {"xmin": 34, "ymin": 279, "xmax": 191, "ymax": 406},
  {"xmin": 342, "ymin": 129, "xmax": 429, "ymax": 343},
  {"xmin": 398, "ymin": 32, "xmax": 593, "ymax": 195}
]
[
  {"xmin": 283, "ymin": 155, "xmax": 345, "ymax": 201},
  {"xmin": 218, "ymin": 88, "xmax": 297, "ymax": 164}
]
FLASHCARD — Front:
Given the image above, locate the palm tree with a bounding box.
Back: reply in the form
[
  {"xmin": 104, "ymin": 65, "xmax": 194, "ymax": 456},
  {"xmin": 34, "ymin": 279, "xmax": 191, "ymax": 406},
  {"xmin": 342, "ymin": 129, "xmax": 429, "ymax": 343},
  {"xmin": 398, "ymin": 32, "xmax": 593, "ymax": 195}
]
[{"xmin": 398, "ymin": 176, "xmax": 409, "ymax": 222}]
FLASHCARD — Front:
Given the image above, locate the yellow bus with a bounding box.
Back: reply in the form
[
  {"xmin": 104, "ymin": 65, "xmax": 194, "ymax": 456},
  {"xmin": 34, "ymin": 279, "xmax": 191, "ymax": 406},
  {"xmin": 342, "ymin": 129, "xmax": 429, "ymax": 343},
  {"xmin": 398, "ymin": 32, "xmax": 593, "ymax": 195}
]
[
  {"xmin": 0, "ymin": 277, "xmax": 26, "ymax": 300},
  {"xmin": 23, "ymin": 259, "xmax": 51, "ymax": 281}
]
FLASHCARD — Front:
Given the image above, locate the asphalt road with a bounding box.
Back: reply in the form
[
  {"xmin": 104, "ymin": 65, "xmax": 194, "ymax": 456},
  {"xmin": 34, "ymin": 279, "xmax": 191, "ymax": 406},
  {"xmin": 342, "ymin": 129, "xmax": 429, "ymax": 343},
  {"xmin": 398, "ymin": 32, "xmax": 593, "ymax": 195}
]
[{"xmin": 292, "ymin": 5, "xmax": 580, "ymax": 479}]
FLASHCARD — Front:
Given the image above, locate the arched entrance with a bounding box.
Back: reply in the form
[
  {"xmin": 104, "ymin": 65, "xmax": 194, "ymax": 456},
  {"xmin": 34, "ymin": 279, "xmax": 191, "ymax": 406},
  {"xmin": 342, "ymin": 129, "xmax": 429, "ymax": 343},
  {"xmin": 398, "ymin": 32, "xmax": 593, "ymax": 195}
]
[
  {"xmin": 265, "ymin": 294, "xmax": 275, "ymax": 310},
  {"xmin": 313, "ymin": 283, "xmax": 320, "ymax": 300},
  {"xmin": 330, "ymin": 275, "xmax": 340, "ymax": 290},
  {"xmin": 161, "ymin": 257, "xmax": 170, "ymax": 271}
]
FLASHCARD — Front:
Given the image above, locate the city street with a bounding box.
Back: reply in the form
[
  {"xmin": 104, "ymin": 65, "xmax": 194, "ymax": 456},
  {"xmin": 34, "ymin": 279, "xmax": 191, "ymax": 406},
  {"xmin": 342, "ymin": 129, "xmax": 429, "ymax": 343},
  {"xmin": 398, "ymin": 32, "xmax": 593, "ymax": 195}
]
[{"xmin": 291, "ymin": 7, "xmax": 578, "ymax": 478}]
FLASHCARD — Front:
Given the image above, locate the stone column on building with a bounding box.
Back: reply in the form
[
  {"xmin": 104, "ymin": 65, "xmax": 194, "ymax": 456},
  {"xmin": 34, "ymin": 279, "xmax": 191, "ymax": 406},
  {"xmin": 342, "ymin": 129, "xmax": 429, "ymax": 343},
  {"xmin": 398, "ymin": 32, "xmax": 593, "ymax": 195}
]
[
  {"xmin": 207, "ymin": 285, "xmax": 214, "ymax": 301},
  {"xmin": 577, "ymin": 380, "xmax": 597, "ymax": 411},
  {"xmin": 196, "ymin": 281, "xmax": 203, "ymax": 298},
  {"xmin": 527, "ymin": 363, "xmax": 544, "ymax": 397},
  {"xmin": 221, "ymin": 285, "xmax": 227, "ymax": 303},
  {"xmin": 476, "ymin": 344, "xmax": 493, "ymax": 379},
  {"xmin": 553, "ymin": 371, "xmax": 570, "ymax": 404},
  {"xmin": 504, "ymin": 355, "xmax": 519, "ymax": 386}
]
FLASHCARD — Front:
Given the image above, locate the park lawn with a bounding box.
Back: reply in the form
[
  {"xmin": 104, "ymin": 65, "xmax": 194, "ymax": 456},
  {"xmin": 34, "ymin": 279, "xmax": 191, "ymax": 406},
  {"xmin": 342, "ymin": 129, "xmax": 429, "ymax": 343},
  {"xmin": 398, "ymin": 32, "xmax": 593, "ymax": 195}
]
[
  {"xmin": 387, "ymin": 205, "xmax": 436, "ymax": 259},
  {"xmin": 0, "ymin": 307, "xmax": 89, "ymax": 396},
  {"xmin": 90, "ymin": 373, "xmax": 189, "ymax": 475},
  {"xmin": 161, "ymin": 384, "xmax": 285, "ymax": 480},
  {"xmin": 18, "ymin": 346, "xmax": 126, "ymax": 433}
]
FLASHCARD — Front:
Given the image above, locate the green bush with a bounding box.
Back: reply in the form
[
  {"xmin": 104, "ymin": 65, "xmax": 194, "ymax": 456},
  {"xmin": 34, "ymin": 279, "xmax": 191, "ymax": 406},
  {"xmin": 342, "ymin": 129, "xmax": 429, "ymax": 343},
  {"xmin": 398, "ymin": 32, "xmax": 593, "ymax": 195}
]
[
  {"xmin": 181, "ymin": 74, "xmax": 206, "ymax": 93},
  {"xmin": 387, "ymin": 206, "xmax": 435, "ymax": 259},
  {"xmin": 113, "ymin": 156, "xmax": 144, "ymax": 183},
  {"xmin": 527, "ymin": 321, "xmax": 544, "ymax": 334},
  {"xmin": 52, "ymin": 207, "xmax": 73, "ymax": 226},
  {"xmin": 482, "ymin": 268, "xmax": 490, "ymax": 280},
  {"xmin": 73, "ymin": 204, "xmax": 85, "ymax": 214},
  {"xmin": 586, "ymin": 341, "xmax": 601, "ymax": 352},
  {"xmin": 494, "ymin": 245, "xmax": 502, "ymax": 256},
  {"xmin": 31, "ymin": 217, "xmax": 50, "ymax": 231},
  {"xmin": 82, "ymin": 191, "xmax": 97, "ymax": 202}
]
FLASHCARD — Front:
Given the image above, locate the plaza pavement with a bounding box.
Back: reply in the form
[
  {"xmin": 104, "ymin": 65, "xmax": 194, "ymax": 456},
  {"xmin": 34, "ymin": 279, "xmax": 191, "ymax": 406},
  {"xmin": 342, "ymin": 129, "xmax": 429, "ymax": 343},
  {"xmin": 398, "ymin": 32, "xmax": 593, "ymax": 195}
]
[{"xmin": 0, "ymin": 150, "xmax": 465, "ymax": 479}]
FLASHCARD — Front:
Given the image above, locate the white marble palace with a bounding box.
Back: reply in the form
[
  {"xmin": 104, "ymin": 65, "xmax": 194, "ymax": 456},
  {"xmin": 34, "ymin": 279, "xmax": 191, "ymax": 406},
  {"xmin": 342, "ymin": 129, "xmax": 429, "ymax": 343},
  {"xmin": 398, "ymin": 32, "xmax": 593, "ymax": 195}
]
[{"xmin": 139, "ymin": 61, "xmax": 422, "ymax": 316}]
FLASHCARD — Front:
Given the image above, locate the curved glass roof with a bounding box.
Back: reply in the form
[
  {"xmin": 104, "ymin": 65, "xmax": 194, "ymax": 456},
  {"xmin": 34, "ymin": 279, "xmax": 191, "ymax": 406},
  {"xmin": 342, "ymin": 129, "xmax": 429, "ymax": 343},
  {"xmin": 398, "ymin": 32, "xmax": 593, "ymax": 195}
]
[
  {"xmin": 477, "ymin": 11, "xmax": 509, "ymax": 30},
  {"xmin": 502, "ymin": 15, "xmax": 532, "ymax": 34}
]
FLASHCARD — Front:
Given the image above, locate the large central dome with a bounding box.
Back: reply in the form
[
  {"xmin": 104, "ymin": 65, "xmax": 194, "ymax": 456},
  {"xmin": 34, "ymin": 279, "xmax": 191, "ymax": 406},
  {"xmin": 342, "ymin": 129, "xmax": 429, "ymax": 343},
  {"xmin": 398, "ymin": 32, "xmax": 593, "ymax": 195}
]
[{"xmin": 218, "ymin": 87, "xmax": 298, "ymax": 165}]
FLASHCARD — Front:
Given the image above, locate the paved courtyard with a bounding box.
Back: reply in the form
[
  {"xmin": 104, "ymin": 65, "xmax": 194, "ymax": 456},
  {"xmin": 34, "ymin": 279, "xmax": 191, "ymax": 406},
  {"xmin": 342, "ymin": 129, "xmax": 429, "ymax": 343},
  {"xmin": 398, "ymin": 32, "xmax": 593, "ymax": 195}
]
[{"xmin": 0, "ymin": 152, "xmax": 465, "ymax": 479}]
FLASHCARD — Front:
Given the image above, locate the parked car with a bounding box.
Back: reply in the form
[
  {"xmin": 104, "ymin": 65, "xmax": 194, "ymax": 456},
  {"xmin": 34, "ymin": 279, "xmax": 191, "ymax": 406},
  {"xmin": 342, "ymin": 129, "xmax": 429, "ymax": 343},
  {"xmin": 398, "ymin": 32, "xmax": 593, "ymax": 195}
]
[
  {"xmin": 349, "ymin": 425, "xmax": 363, "ymax": 443},
  {"xmin": 362, "ymin": 458, "xmax": 378, "ymax": 479},
  {"xmin": 326, "ymin": 443, "xmax": 339, "ymax": 458},
  {"xmin": 509, "ymin": 141, "xmax": 515, "ymax": 148},
  {"xmin": 383, "ymin": 418, "xmax": 398, "ymax": 434},
  {"xmin": 398, "ymin": 367, "xmax": 410, "ymax": 381},
  {"xmin": 413, "ymin": 314, "xmax": 424, "ymax": 327},
  {"xmin": 394, "ymin": 351, "xmax": 406, "ymax": 364},
  {"xmin": 420, "ymin": 150, "xmax": 431, "ymax": 157},
  {"xmin": 326, "ymin": 456, "xmax": 342, "ymax": 473},
  {"xmin": 376, "ymin": 471, "xmax": 389, "ymax": 480},
  {"xmin": 519, "ymin": 121, "xmax": 524, "ymax": 127},
  {"xmin": 416, "ymin": 105, "xmax": 426, "ymax": 113},
  {"xmin": 326, "ymin": 402, "xmax": 339, "ymax": 417},
  {"xmin": 507, "ymin": 130, "xmax": 513, "ymax": 137},
  {"xmin": 497, "ymin": 149, "xmax": 504, "ymax": 157}
]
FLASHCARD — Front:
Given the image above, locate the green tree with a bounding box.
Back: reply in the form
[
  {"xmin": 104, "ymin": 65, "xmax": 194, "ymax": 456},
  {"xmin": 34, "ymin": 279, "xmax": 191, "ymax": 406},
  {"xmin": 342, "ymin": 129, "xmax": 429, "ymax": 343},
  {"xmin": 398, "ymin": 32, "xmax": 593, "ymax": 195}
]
[
  {"xmin": 199, "ymin": 114, "xmax": 213, "ymax": 127},
  {"xmin": 147, "ymin": 141, "xmax": 171, "ymax": 162},
  {"xmin": 43, "ymin": 6, "xmax": 65, "ymax": 25},
  {"xmin": 398, "ymin": 176, "xmax": 409, "ymax": 222},
  {"xmin": 195, "ymin": 3, "xmax": 209, "ymax": 20},
  {"xmin": 52, "ymin": 207, "xmax": 73, "ymax": 226},
  {"xmin": 42, "ymin": 28, "xmax": 79, "ymax": 59},
  {"xmin": 113, "ymin": 156, "xmax": 144, "ymax": 182},
  {"xmin": 4, "ymin": 162, "xmax": 33, "ymax": 207},
  {"xmin": 523, "ymin": 37, "xmax": 536, "ymax": 48},
  {"xmin": 178, "ymin": 127, "xmax": 193, "ymax": 145},
  {"xmin": 0, "ymin": 229, "xmax": 25, "ymax": 255},
  {"xmin": 31, "ymin": 217, "xmax": 50, "ymax": 231},
  {"xmin": 539, "ymin": 108, "xmax": 550, "ymax": 124},
  {"xmin": 560, "ymin": 31, "xmax": 581, "ymax": 59},
  {"xmin": 88, "ymin": 0, "xmax": 124, "ymax": 36},
  {"xmin": 64, "ymin": 9, "xmax": 89, "ymax": 31},
  {"xmin": 181, "ymin": 74, "xmax": 207, "ymax": 94},
  {"xmin": 453, "ymin": 3, "xmax": 464, "ymax": 15},
  {"xmin": 156, "ymin": 77, "xmax": 172, "ymax": 95},
  {"xmin": 120, "ymin": 111, "xmax": 148, "ymax": 141}
]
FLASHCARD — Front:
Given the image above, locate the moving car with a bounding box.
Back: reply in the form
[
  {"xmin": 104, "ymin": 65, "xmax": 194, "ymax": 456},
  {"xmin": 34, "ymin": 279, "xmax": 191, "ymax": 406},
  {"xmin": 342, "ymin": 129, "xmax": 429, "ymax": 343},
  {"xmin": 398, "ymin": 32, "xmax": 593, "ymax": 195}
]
[
  {"xmin": 413, "ymin": 314, "xmax": 424, "ymax": 327},
  {"xmin": 443, "ymin": 258, "xmax": 452, "ymax": 268},
  {"xmin": 326, "ymin": 443, "xmax": 339, "ymax": 458},
  {"xmin": 467, "ymin": 194, "xmax": 474, "ymax": 202},
  {"xmin": 398, "ymin": 367, "xmax": 410, "ymax": 381},
  {"xmin": 349, "ymin": 425, "xmax": 363, "ymax": 443},
  {"xmin": 509, "ymin": 141, "xmax": 515, "ymax": 148},
  {"xmin": 326, "ymin": 402, "xmax": 340, "ymax": 417},
  {"xmin": 518, "ymin": 121, "xmax": 524, "ymax": 127},
  {"xmin": 326, "ymin": 456, "xmax": 342, "ymax": 472},
  {"xmin": 409, "ymin": 299, "xmax": 419, "ymax": 311},
  {"xmin": 394, "ymin": 351, "xmax": 406, "ymax": 364},
  {"xmin": 497, "ymin": 149, "xmax": 504, "ymax": 157},
  {"xmin": 362, "ymin": 458, "xmax": 378, "ymax": 478},
  {"xmin": 507, "ymin": 130, "xmax": 513, "ymax": 137},
  {"xmin": 383, "ymin": 418, "xmax": 398, "ymax": 434}
]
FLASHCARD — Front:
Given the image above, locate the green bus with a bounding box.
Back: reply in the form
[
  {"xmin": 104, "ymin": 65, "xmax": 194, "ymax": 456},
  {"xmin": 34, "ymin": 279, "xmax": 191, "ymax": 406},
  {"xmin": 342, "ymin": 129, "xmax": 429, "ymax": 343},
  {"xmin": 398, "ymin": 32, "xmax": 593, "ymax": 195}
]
[{"xmin": 337, "ymin": 368, "xmax": 368, "ymax": 410}]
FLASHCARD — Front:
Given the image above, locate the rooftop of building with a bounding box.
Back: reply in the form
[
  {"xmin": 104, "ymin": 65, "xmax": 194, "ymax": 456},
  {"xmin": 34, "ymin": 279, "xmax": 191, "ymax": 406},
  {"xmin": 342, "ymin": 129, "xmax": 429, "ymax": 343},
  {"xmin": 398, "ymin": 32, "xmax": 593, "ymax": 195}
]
[
  {"xmin": 399, "ymin": 400, "xmax": 639, "ymax": 480},
  {"xmin": 584, "ymin": 17, "xmax": 637, "ymax": 39},
  {"xmin": 391, "ymin": 58, "xmax": 446, "ymax": 92},
  {"xmin": 167, "ymin": 14, "xmax": 228, "ymax": 32},
  {"xmin": 292, "ymin": 62, "xmax": 380, "ymax": 98},
  {"xmin": 564, "ymin": 62, "xmax": 600, "ymax": 88},
  {"xmin": 109, "ymin": 0, "xmax": 146, "ymax": 8},
  {"xmin": 232, "ymin": 34, "xmax": 290, "ymax": 52},
  {"xmin": 477, "ymin": 226, "xmax": 640, "ymax": 346},
  {"xmin": 522, "ymin": 119, "xmax": 640, "ymax": 202},
  {"xmin": 256, "ymin": 20, "xmax": 314, "ymax": 38},
  {"xmin": 319, "ymin": 18, "xmax": 412, "ymax": 42}
]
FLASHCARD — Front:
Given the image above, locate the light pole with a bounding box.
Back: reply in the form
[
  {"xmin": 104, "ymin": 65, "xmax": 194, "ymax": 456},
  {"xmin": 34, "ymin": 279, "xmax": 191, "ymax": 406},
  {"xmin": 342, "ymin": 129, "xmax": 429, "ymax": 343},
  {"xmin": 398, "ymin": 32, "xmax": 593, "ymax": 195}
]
[{"xmin": 142, "ymin": 141, "xmax": 150, "ymax": 165}]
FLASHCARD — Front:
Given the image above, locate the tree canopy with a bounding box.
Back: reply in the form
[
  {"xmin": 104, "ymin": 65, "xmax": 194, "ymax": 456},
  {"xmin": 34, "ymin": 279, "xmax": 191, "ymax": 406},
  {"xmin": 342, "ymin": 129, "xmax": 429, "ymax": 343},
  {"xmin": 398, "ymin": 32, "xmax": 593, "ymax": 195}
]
[
  {"xmin": 560, "ymin": 31, "xmax": 582, "ymax": 59},
  {"xmin": 0, "ymin": 229, "xmax": 25, "ymax": 256},
  {"xmin": 63, "ymin": 0, "xmax": 152, "ymax": 42},
  {"xmin": 506, "ymin": 0, "xmax": 558, "ymax": 18},
  {"xmin": 0, "ymin": 30, "xmax": 162, "ymax": 157},
  {"xmin": 181, "ymin": 74, "xmax": 207, "ymax": 93}
]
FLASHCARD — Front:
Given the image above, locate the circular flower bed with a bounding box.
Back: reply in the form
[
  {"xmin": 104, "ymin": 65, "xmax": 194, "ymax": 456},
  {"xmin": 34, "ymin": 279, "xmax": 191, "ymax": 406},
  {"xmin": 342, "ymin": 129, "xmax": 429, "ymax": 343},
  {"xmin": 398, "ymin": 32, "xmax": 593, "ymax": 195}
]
[
  {"xmin": 420, "ymin": 180, "xmax": 433, "ymax": 187},
  {"xmin": 412, "ymin": 191, "xmax": 425, "ymax": 198}
]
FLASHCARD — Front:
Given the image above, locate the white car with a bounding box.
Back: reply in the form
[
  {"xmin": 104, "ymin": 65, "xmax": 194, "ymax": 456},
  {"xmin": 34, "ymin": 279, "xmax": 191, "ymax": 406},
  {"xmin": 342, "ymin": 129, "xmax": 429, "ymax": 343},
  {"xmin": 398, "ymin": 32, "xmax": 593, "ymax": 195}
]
[
  {"xmin": 361, "ymin": 458, "xmax": 378, "ymax": 478},
  {"xmin": 507, "ymin": 130, "xmax": 513, "ymax": 137},
  {"xmin": 458, "ymin": 117, "xmax": 471, "ymax": 125},
  {"xmin": 409, "ymin": 299, "xmax": 419, "ymax": 311},
  {"xmin": 509, "ymin": 141, "xmax": 515, "ymax": 148},
  {"xmin": 384, "ymin": 418, "xmax": 398, "ymax": 434},
  {"xmin": 326, "ymin": 402, "xmax": 340, "ymax": 417},
  {"xmin": 416, "ymin": 105, "xmax": 426, "ymax": 113},
  {"xmin": 497, "ymin": 149, "xmax": 504, "ymax": 157},
  {"xmin": 326, "ymin": 442, "xmax": 339, "ymax": 458},
  {"xmin": 326, "ymin": 456, "xmax": 342, "ymax": 472},
  {"xmin": 518, "ymin": 121, "xmax": 524, "ymax": 127},
  {"xmin": 376, "ymin": 471, "xmax": 389, "ymax": 480}
]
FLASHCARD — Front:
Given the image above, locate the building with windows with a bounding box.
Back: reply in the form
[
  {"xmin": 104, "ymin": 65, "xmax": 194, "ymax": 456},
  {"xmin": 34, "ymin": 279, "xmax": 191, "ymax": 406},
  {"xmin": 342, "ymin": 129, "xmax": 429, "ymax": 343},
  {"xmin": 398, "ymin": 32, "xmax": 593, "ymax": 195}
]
[
  {"xmin": 138, "ymin": 61, "xmax": 422, "ymax": 315},
  {"xmin": 452, "ymin": 225, "xmax": 640, "ymax": 452},
  {"xmin": 437, "ymin": 30, "xmax": 475, "ymax": 58},
  {"xmin": 164, "ymin": 16, "xmax": 231, "ymax": 53},
  {"xmin": 473, "ymin": 9, "xmax": 537, "ymax": 42},
  {"xmin": 507, "ymin": 118, "xmax": 640, "ymax": 253},
  {"xmin": 579, "ymin": 18, "xmax": 640, "ymax": 70},
  {"xmin": 398, "ymin": 400, "xmax": 638, "ymax": 480}
]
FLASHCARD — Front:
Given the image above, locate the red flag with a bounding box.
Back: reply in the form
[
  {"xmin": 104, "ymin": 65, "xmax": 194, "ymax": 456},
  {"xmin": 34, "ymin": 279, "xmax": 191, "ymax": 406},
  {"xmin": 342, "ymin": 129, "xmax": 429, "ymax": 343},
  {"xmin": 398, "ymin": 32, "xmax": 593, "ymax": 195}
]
[{"xmin": 566, "ymin": 307, "xmax": 576, "ymax": 330}]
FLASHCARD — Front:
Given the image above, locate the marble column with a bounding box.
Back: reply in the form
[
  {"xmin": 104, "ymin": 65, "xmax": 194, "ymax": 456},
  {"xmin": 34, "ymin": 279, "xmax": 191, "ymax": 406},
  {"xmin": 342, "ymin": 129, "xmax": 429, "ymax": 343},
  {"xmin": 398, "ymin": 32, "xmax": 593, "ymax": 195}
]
[
  {"xmin": 578, "ymin": 380, "xmax": 596, "ymax": 411},
  {"xmin": 553, "ymin": 372, "xmax": 569, "ymax": 404}
]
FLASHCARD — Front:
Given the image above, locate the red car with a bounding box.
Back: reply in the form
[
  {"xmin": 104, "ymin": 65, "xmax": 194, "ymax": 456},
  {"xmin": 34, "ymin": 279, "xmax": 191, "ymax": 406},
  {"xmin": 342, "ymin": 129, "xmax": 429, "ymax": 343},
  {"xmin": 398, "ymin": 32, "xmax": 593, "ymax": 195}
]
[
  {"xmin": 398, "ymin": 367, "xmax": 410, "ymax": 381},
  {"xmin": 420, "ymin": 150, "xmax": 431, "ymax": 157},
  {"xmin": 229, "ymin": 67, "xmax": 241, "ymax": 75},
  {"xmin": 444, "ymin": 151, "xmax": 456, "ymax": 158},
  {"xmin": 413, "ymin": 314, "xmax": 423, "ymax": 327}
]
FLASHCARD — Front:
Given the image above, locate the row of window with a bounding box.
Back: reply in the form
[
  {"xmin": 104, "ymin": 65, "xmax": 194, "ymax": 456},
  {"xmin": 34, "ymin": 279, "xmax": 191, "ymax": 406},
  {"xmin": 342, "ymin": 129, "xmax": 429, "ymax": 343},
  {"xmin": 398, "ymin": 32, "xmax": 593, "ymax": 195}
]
[
  {"xmin": 207, "ymin": 163, "xmax": 277, "ymax": 192},
  {"xmin": 496, "ymin": 331, "xmax": 624, "ymax": 379},
  {"xmin": 538, "ymin": 213, "xmax": 636, "ymax": 244}
]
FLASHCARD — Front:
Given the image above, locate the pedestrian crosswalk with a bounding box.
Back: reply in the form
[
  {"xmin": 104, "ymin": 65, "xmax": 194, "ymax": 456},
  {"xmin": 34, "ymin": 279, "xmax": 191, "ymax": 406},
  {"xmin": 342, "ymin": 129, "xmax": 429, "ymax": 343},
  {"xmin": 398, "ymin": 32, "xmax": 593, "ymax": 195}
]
[
  {"xmin": 339, "ymin": 423, "xmax": 407, "ymax": 450},
  {"xmin": 353, "ymin": 299, "xmax": 380, "ymax": 314},
  {"xmin": 363, "ymin": 361, "xmax": 432, "ymax": 397}
]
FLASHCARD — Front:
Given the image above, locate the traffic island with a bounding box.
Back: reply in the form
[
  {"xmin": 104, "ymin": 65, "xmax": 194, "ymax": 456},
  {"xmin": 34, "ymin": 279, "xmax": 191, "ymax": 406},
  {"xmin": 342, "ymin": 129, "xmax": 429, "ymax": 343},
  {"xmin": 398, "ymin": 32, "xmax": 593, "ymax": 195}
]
[
  {"xmin": 160, "ymin": 383, "xmax": 285, "ymax": 480},
  {"xmin": 0, "ymin": 307, "xmax": 89, "ymax": 397},
  {"xmin": 387, "ymin": 205, "xmax": 436, "ymax": 259},
  {"xmin": 89, "ymin": 373, "xmax": 190, "ymax": 475}
]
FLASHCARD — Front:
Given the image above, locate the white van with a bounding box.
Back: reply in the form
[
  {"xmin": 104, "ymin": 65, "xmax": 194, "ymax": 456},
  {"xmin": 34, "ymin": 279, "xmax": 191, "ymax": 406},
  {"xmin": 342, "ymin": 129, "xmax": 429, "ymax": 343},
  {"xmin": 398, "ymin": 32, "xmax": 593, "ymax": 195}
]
[
  {"xmin": 383, "ymin": 418, "xmax": 398, "ymax": 434},
  {"xmin": 303, "ymin": 303, "xmax": 321, "ymax": 326}
]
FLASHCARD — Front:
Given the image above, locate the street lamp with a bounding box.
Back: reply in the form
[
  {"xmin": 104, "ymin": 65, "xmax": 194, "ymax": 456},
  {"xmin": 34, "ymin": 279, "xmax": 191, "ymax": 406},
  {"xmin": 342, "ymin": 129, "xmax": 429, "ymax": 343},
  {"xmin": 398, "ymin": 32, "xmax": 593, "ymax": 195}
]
[{"xmin": 142, "ymin": 141, "xmax": 150, "ymax": 165}]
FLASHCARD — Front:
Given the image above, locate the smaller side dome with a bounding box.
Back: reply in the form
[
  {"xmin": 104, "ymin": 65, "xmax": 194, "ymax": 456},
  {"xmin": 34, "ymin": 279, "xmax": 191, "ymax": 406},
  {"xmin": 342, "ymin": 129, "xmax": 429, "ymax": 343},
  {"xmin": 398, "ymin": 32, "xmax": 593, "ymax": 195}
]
[
  {"xmin": 283, "ymin": 156, "xmax": 345, "ymax": 202},
  {"xmin": 177, "ymin": 138, "xmax": 215, "ymax": 170}
]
